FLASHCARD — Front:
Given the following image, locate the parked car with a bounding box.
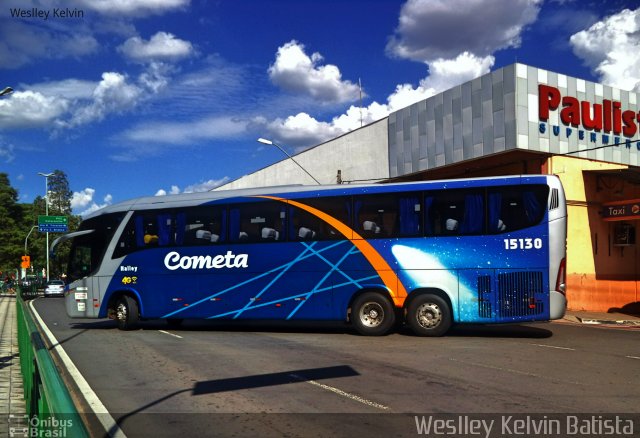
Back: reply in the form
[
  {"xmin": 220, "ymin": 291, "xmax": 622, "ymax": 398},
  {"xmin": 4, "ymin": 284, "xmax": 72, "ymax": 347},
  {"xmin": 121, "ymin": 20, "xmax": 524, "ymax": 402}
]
[{"xmin": 44, "ymin": 279, "xmax": 65, "ymax": 297}]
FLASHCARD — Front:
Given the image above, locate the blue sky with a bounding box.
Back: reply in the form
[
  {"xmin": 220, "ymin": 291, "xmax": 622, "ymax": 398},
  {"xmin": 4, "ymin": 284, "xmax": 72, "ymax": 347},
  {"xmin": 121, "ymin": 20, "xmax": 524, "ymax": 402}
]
[{"xmin": 1, "ymin": 0, "xmax": 639, "ymax": 216}]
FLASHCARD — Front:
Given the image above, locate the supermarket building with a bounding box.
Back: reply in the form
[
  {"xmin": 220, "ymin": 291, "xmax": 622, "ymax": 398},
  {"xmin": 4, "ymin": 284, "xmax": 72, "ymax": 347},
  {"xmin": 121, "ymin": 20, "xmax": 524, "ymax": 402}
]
[{"xmin": 218, "ymin": 63, "xmax": 640, "ymax": 313}]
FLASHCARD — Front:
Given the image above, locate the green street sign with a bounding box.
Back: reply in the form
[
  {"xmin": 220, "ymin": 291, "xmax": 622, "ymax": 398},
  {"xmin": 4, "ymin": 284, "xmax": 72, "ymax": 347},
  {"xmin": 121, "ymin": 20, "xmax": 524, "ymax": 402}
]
[
  {"xmin": 38, "ymin": 215, "xmax": 68, "ymax": 233},
  {"xmin": 38, "ymin": 215, "xmax": 68, "ymax": 225}
]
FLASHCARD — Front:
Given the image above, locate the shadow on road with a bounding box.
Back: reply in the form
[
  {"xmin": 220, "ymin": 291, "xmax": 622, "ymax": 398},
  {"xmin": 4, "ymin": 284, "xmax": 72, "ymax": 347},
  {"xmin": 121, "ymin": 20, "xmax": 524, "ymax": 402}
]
[
  {"xmin": 107, "ymin": 365, "xmax": 359, "ymax": 436},
  {"xmin": 68, "ymin": 318, "xmax": 554, "ymax": 338}
]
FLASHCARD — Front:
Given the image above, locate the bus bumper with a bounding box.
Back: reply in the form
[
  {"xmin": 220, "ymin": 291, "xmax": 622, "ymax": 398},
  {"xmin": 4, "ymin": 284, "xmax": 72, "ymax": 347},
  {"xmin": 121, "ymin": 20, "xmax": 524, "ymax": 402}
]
[{"xmin": 549, "ymin": 290, "xmax": 567, "ymax": 320}]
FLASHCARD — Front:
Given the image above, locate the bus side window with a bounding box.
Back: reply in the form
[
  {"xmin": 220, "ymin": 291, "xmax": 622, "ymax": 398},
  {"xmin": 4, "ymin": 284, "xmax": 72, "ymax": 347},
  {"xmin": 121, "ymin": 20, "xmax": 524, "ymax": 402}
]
[
  {"xmin": 182, "ymin": 207, "xmax": 225, "ymax": 245},
  {"xmin": 136, "ymin": 215, "xmax": 159, "ymax": 246},
  {"xmin": 426, "ymin": 192, "xmax": 462, "ymax": 236},
  {"xmin": 488, "ymin": 185, "xmax": 548, "ymax": 233},
  {"xmin": 288, "ymin": 196, "xmax": 351, "ymax": 240},
  {"xmin": 229, "ymin": 202, "xmax": 285, "ymax": 243},
  {"xmin": 425, "ymin": 190, "xmax": 484, "ymax": 236},
  {"xmin": 354, "ymin": 194, "xmax": 399, "ymax": 239}
]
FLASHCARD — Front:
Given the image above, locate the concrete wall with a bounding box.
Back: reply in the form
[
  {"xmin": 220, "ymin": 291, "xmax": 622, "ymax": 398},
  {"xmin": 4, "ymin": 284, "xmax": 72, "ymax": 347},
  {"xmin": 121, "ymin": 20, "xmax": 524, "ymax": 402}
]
[
  {"xmin": 388, "ymin": 64, "xmax": 518, "ymax": 177},
  {"xmin": 216, "ymin": 118, "xmax": 389, "ymax": 190}
]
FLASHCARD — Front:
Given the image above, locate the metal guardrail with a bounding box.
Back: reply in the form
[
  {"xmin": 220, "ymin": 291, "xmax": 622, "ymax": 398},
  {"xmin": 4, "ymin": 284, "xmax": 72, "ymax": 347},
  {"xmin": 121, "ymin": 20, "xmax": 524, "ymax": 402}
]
[{"xmin": 16, "ymin": 289, "xmax": 89, "ymax": 437}]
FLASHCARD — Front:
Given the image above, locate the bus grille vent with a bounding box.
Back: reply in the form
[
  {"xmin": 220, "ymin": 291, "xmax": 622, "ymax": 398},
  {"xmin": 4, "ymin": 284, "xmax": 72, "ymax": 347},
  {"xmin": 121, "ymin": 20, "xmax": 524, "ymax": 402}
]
[
  {"xmin": 477, "ymin": 275, "xmax": 492, "ymax": 318},
  {"xmin": 497, "ymin": 271, "xmax": 544, "ymax": 317},
  {"xmin": 549, "ymin": 188, "xmax": 560, "ymax": 210}
]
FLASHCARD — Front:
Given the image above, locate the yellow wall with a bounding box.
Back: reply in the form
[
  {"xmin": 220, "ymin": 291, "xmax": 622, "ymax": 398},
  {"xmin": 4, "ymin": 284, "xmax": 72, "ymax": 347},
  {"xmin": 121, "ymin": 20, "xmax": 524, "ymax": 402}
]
[{"xmin": 549, "ymin": 156, "xmax": 640, "ymax": 311}]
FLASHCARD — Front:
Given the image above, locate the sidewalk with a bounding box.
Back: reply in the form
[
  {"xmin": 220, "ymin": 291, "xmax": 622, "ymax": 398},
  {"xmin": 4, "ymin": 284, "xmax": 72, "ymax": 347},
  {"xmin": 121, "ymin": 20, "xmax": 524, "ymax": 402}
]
[
  {"xmin": 0, "ymin": 294, "xmax": 27, "ymax": 437},
  {"xmin": 563, "ymin": 309, "xmax": 640, "ymax": 326}
]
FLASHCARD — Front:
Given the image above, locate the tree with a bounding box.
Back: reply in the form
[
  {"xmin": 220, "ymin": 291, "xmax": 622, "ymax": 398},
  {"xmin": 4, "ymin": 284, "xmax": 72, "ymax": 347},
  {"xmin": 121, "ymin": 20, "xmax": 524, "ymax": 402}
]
[
  {"xmin": 0, "ymin": 173, "xmax": 26, "ymax": 275},
  {"xmin": 48, "ymin": 170, "xmax": 73, "ymax": 215},
  {"xmin": 30, "ymin": 170, "xmax": 80, "ymax": 279}
]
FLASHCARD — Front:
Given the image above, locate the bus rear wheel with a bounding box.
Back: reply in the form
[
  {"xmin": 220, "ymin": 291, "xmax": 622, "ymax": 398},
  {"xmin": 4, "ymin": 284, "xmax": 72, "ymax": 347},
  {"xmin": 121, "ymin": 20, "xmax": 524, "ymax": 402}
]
[
  {"xmin": 406, "ymin": 294, "xmax": 451, "ymax": 337},
  {"xmin": 351, "ymin": 292, "xmax": 395, "ymax": 336},
  {"xmin": 115, "ymin": 295, "xmax": 139, "ymax": 331}
]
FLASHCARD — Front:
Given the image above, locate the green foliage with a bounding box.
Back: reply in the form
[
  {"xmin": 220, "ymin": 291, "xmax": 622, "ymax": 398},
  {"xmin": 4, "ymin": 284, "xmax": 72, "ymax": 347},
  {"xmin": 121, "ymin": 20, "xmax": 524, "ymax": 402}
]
[
  {"xmin": 0, "ymin": 173, "xmax": 26, "ymax": 277},
  {"xmin": 0, "ymin": 171, "xmax": 81, "ymax": 279}
]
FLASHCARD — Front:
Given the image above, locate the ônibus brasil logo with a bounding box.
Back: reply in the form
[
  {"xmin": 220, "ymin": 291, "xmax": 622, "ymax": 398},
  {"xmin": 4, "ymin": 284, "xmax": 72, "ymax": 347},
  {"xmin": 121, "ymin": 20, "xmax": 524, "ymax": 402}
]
[{"xmin": 164, "ymin": 251, "xmax": 248, "ymax": 270}]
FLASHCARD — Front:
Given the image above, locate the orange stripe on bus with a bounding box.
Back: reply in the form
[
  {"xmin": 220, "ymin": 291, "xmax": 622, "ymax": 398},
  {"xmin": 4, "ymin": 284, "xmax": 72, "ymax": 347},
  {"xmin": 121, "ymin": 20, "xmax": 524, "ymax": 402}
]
[{"xmin": 257, "ymin": 195, "xmax": 407, "ymax": 306}]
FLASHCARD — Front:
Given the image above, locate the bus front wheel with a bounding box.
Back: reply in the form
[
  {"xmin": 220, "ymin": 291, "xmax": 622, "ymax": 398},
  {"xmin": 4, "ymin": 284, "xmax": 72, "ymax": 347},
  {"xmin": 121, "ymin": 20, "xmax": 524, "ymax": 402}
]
[
  {"xmin": 351, "ymin": 292, "xmax": 395, "ymax": 336},
  {"xmin": 406, "ymin": 294, "xmax": 451, "ymax": 337},
  {"xmin": 115, "ymin": 295, "xmax": 139, "ymax": 330}
]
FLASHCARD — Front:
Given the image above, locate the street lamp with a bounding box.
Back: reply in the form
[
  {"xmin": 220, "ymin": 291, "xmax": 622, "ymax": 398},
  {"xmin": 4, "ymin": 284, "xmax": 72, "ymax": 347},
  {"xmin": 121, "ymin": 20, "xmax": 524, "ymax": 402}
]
[
  {"xmin": 0, "ymin": 86, "xmax": 13, "ymax": 97},
  {"xmin": 257, "ymin": 138, "xmax": 321, "ymax": 185},
  {"xmin": 38, "ymin": 172, "xmax": 54, "ymax": 282}
]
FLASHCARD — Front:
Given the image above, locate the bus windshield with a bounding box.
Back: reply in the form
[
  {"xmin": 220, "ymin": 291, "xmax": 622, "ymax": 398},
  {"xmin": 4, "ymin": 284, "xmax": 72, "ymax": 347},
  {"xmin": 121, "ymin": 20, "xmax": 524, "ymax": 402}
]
[{"xmin": 67, "ymin": 213, "xmax": 125, "ymax": 283}]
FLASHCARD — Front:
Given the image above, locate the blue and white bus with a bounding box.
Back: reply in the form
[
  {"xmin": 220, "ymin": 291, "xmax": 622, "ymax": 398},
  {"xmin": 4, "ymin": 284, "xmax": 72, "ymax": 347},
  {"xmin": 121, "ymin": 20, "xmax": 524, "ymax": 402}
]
[{"xmin": 55, "ymin": 175, "xmax": 567, "ymax": 336}]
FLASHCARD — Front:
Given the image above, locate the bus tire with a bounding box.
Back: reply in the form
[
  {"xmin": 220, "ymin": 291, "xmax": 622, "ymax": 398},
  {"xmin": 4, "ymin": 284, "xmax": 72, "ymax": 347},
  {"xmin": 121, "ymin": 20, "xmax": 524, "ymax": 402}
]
[
  {"xmin": 115, "ymin": 295, "xmax": 139, "ymax": 331},
  {"xmin": 351, "ymin": 292, "xmax": 395, "ymax": 336},
  {"xmin": 406, "ymin": 294, "xmax": 451, "ymax": 337}
]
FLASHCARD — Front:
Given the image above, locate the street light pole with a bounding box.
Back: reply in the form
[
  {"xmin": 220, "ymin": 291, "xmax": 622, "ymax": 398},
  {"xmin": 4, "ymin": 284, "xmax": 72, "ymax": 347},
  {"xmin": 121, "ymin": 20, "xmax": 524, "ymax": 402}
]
[
  {"xmin": 38, "ymin": 172, "xmax": 54, "ymax": 282},
  {"xmin": 257, "ymin": 138, "xmax": 321, "ymax": 185}
]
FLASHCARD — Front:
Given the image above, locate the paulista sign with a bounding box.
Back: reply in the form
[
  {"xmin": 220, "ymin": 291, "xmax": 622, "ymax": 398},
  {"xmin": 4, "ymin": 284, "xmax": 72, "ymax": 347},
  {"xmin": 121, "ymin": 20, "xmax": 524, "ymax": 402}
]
[
  {"xmin": 538, "ymin": 84, "xmax": 640, "ymax": 150},
  {"xmin": 38, "ymin": 215, "xmax": 68, "ymax": 232}
]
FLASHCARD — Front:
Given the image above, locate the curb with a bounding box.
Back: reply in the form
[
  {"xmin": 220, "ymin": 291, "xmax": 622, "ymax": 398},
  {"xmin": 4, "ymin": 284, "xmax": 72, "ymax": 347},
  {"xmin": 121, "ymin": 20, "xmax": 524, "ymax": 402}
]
[{"xmin": 576, "ymin": 317, "xmax": 640, "ymax": 326}]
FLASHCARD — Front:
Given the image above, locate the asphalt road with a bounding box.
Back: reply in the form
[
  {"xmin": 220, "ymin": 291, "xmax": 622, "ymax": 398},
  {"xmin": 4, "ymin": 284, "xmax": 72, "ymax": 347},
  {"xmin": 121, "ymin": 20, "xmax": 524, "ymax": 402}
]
[{"xmin": 31, "ymin": 297, "xmax": 640, "ymax": 438}]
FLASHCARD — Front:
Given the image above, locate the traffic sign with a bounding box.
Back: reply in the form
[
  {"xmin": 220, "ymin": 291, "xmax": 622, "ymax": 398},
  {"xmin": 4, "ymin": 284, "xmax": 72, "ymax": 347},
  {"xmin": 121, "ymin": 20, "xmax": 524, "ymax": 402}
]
[{"xmin": 38, "ymin": 215, "xmax": 68, "ymax": 233}]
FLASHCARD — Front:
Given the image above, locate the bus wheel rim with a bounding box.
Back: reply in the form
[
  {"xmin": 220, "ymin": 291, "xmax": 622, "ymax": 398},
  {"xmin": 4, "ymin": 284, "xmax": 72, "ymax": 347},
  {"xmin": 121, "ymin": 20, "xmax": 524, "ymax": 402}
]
[
  {"xmin": 359, "ymin": 302, "xmax": 384, "ymax": 327},
  {"xmin": 116, "ymin": 303, "xmax": 127, "ymax": 321},
  {"xmin": 416, "ymin": 302, "xmax": 442, "ymax": 328}
]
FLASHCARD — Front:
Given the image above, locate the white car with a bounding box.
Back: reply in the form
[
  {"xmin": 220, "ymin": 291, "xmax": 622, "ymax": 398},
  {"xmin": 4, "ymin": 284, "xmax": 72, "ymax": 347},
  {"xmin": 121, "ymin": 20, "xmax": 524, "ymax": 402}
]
[{"xmin": 44, "ymin": 280, "xmax": 65, "ymax": 297}]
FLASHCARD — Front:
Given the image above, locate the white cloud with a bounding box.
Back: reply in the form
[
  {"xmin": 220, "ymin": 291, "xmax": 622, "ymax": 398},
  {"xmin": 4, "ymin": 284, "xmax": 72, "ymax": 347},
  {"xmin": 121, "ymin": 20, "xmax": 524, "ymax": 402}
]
[
  {"xmin": 268, "ymin": 40, "xmax": 360, "ymax": 104},
  {"xmin": 72, "ymin": 188, "xmax": 113, "ymax": 216},
  {"xmin": 419, "ymin": 52, "xmax": 495, "ymax": 95},
  {"xmin": 259, "ymin": 52, "xmax": 494, "ymax": 149},
  {"xmin": 79, "ymin": 0, "xmax": 190, "ymax": 16},
  {"xmin": 119, "ymin": 32, "xmax": 194, "ymax": 63},
  {"xmin": 0, "ymin": 139, "xmax": 15, "ymax": 163},
  {"xmin": 7, "ymin": 65, "xmax": 170, "ymax": 131},
  {"xmin": 121, "ymin": 115, "xmax": 248, "ymax": 145},
  {"xmin": 0, "ymin": 19, "xmax": 99, "ymax": 69},
  {"xmin": 71, "ymin": 188, "xmax": 96, "ymax": 209},
  {"xmin": 261, "ymin": 113, "xmax": 344, "ymax": 147},
  {"xmin": 155, "ymin": 185, "xmax": 180, "ymax": 196},
  {"xmin": 0, "ymin": 91, "xmax": 69, "ymax": 129},
  {"xmin": 63, "ymin": 72, "xmax": 142, "ymax": 128},
  {"xmin": 184, "ymin": 178, "xmax": 230, "ymax": 192},
  {"xmin": 386, "ymin": 0, "xmax": 542, "ymax": 62},
  {"xmin": 27, "ymin": 79, "xmax": 97, "ymax": 100},
  {"xmin": 570, "ymin": 8, "xmax": 640, "ymax": 92},
  {"xmin": 155, "ymin": 179, "xmax": 228, "ymax": 196}
]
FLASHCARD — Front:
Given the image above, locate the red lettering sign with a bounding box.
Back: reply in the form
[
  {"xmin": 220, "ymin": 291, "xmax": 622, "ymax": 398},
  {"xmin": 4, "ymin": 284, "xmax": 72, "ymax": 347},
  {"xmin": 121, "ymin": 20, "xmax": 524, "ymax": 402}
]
[{"xmin": 538, "ymin": 84, "xmax": 640, "ymax": 138}]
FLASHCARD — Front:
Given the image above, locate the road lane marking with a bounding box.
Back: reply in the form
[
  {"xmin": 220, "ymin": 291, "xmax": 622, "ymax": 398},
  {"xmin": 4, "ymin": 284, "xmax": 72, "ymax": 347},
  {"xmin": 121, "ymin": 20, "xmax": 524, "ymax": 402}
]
[
  {"xmin": 29, "ymin": 300, "xmax": 127, "ymax": 438},
  {"xmin": 158, "ymin": 330, "xmax": 183, "ymax": 339},
  {"xmin": 448, "ymin": 358, "xmax": 587, "ymax": 386},
  {"xmin": 288, "ymin": 373, "xmax": 389, "ymax": 410},
  {"xmin": 530, "ymin": 343, "xmax": 575, "ymax": 351},
  {"xmin": 626, "ymin": 356, "xmax": 640, "ymax": 360}
]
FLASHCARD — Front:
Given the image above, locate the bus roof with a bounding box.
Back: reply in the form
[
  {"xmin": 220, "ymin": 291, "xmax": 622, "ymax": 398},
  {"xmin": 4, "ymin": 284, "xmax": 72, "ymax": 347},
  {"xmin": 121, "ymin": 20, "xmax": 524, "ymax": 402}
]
[{"xmin": 82, "ymin": 174, "xmax": 557, "ymax": 220}]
